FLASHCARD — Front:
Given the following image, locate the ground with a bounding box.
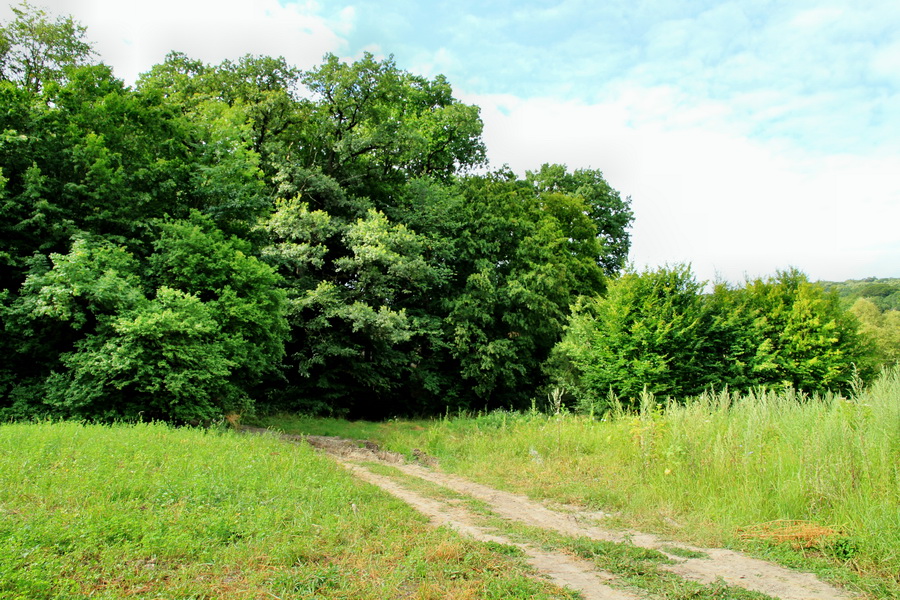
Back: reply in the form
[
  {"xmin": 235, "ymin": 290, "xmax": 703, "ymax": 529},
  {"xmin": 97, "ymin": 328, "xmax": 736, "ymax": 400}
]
[{"xmin": 246, "ymin": 427, "xmax": 859, "ymax": 600}]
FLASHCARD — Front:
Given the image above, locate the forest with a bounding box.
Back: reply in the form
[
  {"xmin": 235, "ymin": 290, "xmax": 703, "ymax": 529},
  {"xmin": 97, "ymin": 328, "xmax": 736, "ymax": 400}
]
[{"xmin": 1, "ymin": 4, "xmax": 896, "ymax": 423}]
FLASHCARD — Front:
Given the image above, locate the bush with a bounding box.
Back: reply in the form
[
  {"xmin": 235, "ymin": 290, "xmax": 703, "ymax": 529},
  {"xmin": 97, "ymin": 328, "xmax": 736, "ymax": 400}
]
[{"xmin": 2, "ymin": 212, "xmax": 287, "ymax": 422}]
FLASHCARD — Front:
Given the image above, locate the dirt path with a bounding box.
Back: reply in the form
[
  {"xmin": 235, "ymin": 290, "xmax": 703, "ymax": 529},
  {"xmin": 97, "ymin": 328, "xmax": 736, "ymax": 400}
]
[
  {"xmin": 342, "ymin": 460, "xmax": 641, "ymax": 600},
  {"xmin": 261, "ymin": 431, "xmax": 859, "ymax": 600}
]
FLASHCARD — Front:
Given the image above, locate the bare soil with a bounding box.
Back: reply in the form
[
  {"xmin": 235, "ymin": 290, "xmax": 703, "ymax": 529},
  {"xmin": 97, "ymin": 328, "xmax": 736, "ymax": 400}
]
[{"xmin": 251, "ymin": 429, "xmax": 860, "ymax": 600}]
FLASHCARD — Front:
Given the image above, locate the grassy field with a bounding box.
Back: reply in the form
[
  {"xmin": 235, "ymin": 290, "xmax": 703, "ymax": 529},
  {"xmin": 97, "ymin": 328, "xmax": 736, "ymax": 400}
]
[
  {"xmin": 6, "ymin": 372, "xmax": 898, "ymax": 599},
  {"xmin": 260, "ymin": 367, "xmax": 900, "ymax": 599},
  {"xmin": 0, "ymin": 421, "xmax": 577, "ymax": 600}
]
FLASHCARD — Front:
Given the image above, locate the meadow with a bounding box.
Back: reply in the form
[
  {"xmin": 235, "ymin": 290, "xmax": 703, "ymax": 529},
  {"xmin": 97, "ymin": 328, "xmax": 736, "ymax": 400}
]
[
  {"xmin": 0, "ymin": 421, "xmax": 575, "ymax": 599},
  {"xmin": 3, "ymin": 375, "xmax": 898, "ymax": 599},
  {"xmin": 262, "ymin": 367, "xmax": 900, "ymax": 598}
]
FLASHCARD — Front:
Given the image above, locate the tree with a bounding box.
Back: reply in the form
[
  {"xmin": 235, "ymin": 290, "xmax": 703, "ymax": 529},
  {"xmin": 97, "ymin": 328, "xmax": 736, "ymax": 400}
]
[
  {"xmin": 552, "ymin": 266, "xmax": 873, "ymax": 412},
  {"xmin": 0, "ymin": 2, "xmax": 94, "ymax": 92},
  {"xmin": 551, "ymin": 265, "xmax": 719, "ymax": 410},
  {"xmin": 258, "ymin": 196, "xmax": 447, "ymax": 416},
  {"xmin": 442, "ymin": 172, "xmax": 608, "ymax": 408},
  {"xmin": 1, "ymin": 212, "xmax": 287, "ymax": 422},
  {"xmin": 138, "ymin": 52, "xmax": 301, "ymax": 183},
  {"xmin": 737, "ymin": 269, "xmax": 870, "ymax": 393},
  {"xmin": 0, "ymin": 60, "xmax": 269, "ymax": 288},
  {"xmin": 293, "ymin": 52, "xmax": 486, "ymax": 209},
  {"xmin": 526, "ymin": 163, "xmax": 634, "ymax": 275},
  {"xmin": 1, "ymin": 4, "xmax": 637, "ymax": 420},
  {"xmin": 849, "ymin": 298, "xmax": 900, "ymax": 370}
]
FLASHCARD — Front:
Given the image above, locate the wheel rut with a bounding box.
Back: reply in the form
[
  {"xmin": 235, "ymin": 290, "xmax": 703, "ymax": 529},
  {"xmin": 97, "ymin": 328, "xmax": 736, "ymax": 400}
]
[{"xmin": 255, "ymin": 430, "xmax": 860, "ymax": 600}]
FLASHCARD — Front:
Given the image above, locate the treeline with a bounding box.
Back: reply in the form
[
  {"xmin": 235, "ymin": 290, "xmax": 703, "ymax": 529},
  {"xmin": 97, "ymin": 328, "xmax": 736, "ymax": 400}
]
[
  {"xmin": 823, "ymin": 279, "xmax": 900, "ymax": 368},
  {"xmin": 823, "ymin": 277, "xmax": 900, "ymax": 312},
  {"xmin": 0, "ymin": 5, "xmax": 888, "ymax": 423},
  {"xmin": 0, "ymin": 4, "xmax": 631, "ymax": 421},
  {"xmin": 550, "ymin": 265, "xmax": 885, "ymax": 412}
]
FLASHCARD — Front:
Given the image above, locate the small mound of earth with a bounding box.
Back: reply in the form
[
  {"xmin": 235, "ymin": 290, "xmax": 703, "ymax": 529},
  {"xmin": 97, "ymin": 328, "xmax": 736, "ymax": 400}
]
[{"xmin": 304, "ymin": 434, "xmax": 408, "ymax": 463}]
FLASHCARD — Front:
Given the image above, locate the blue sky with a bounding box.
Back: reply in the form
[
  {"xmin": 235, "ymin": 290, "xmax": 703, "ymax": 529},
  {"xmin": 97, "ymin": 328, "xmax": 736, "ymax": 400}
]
[{"xmin": 6, "ymin": 0, "xmax": 899, "ymax": 283}]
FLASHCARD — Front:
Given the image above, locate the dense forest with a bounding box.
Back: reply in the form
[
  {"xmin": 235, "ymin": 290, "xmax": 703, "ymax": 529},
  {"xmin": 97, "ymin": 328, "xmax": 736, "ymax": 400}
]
[
  {"xmin": 0, "ymin": 4, "xmax": 894, "ymax": 422},
  {"xmin": 823, "ymin": 278, "xmax": 900, "ymax": 311}
]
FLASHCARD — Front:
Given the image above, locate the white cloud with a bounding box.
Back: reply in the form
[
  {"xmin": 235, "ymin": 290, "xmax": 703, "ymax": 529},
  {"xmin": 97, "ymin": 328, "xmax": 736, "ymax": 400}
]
[
  {"xmin": 871, "ymin": 40, "xmax": 900, "ymax": 81},
  {"xmin": 465, "ymin": 90, "xmax": 900, "ymax": 284},
  {"xmin": 4, "ymin": 0, "xmax": 898, "ymax": 283},
  {"xmin": 1, "ymin": 0, "xmax": 351, "ymax": 84},
  {"xmin": 788, "ymin": 6, "xmax": 846, "ymax": 29}
]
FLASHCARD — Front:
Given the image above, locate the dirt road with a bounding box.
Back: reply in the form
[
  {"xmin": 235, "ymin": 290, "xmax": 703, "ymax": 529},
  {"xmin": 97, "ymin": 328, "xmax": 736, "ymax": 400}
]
[{"xmin": 273, "ymin": 431, "xmax": 859, "ymax": 600}]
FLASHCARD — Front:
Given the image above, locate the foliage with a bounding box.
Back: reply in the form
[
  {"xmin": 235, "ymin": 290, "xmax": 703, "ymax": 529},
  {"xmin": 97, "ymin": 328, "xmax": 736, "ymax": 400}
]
[
  {"xmin": 822, "ymin": 277, "xmax": 900, "ymax": 312},
  {"xmin": 553, "ymin": 266, "xmax": 873, "ymax": 409},
  {"xmin": 18, "ymin": 4, "xmax": 879, "ymax": 421},
  {"xmin": 850, "ymin": 298, "xmax": 900, "ymax": 368},
  {"xmin": 297, "ymin": 52, "xmax": 487, "ymax": 198},
  {"xmin": 441, "ymin": 173, "xmax": 608, "ymax": 408},
  {"xmin": 2, "ymin": 213, "xmax": 287, "ymax": 422},
  {"xmin": 550, "ymin": 265, "xmax": 718, "ymax": 410},
  {"xmin": 259, "ymin": 196, "xmax": 447, "ymax": 416},
  {"xmin": 526, "ymin": 163, "xmax": 633, "ymax": 276},
  {"xmin": 0, "ymin": 1, "xmax": 94, "ymax": 92},
  {"xmin": 730, "ymin": 269, "xmax": 872, "ymax": 392},
  {"xmin": 0, "ymin": 61, "xmax": 266, "ymax": 288}
]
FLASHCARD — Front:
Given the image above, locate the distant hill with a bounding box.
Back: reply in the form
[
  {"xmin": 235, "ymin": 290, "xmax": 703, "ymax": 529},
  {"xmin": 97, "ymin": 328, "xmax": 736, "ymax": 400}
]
[{"xmin": 820, "ymin": 278, "xmax": 900, "ymax": 311}]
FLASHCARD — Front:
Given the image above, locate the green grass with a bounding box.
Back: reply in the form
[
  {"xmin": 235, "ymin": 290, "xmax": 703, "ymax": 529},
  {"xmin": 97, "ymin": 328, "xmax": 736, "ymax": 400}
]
[
  {"xmin": 362, "ymin": 461, "xmax": 775, "ymax": 600},
  {"xmin": 263, "ymin": 367, "xmax": 900, "ymax": 598},
  {"xmin": 0, "ymin": 421, "xmax": 578, "ymax": 600}
]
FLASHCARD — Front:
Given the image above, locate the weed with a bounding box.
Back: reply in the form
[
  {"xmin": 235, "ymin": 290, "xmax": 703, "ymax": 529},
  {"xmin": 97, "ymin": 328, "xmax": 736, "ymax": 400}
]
[
  {"xmin": 287, "ymin": 367, "xmax": 900, "ymax": 598},
  {"xmin": 0, "ymin": 422, "xmax": 578, "ymax": 599}
]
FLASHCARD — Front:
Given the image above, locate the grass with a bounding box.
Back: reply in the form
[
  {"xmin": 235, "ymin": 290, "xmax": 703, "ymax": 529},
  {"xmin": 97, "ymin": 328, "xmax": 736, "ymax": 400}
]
[
  {"xmin": 260, "ymin": 367, "xmax": 900, "ymax": 598},
  {"xmin": 360, "ymin": 461, "xmax": 775, "ymax": 600},
  {"xmin": 0, "ymin": 421, "xmax": 579, "ymax": 600}
]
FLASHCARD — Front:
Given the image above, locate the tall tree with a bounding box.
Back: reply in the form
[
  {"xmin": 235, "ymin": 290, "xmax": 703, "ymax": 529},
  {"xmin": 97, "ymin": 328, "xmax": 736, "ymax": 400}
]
[
  {"xmin": 551, "ymin": 264, "xmax": 719, "ymax": 409},
  {"xmin": 293, "ymin": 52, "xmax": 486, "ymax": 210},
  {"xmin": 0, "ymin": 1, "xmax": 94, "ymax": 92},
  {"xmin": 737, "ymin": 269, "xmax": 871, "ymax": 392},
  {"xmin": 526, "ymin": 163, "xmax": 633, "ymax": 275},
  {"xmin": 440, "ymin": 171, "xmax": 609, "ymax": 408},
  {"xmin": 259, "ymin": 196, "xmax": 450, "ymax": 416}
]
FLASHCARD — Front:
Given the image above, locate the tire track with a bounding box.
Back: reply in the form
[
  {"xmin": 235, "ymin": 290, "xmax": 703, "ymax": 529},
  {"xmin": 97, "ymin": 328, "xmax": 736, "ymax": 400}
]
[{"xmin": 264, "ymin": 432, "xmax": 859, "ymax": 600}]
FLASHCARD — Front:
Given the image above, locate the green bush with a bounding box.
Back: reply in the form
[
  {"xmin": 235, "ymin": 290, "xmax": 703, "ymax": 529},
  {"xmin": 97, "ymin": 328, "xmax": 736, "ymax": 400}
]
[
  {"xmin": 2, "ymin": 212, "xmax": 287, "ymax": 422},
  {"xmin": 551, "ymin": 266, "xmax": 873, "ymax": 410}
]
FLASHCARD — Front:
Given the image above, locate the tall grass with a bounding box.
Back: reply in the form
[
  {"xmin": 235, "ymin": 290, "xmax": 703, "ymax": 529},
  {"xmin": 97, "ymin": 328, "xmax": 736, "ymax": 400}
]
[
  {"xmin": 0, "ymin": 421, "xmax": 575, "ymax": 599},
  {"xmin": 367, "ymin": 368, "xmax": 900, "ymax": 591}
]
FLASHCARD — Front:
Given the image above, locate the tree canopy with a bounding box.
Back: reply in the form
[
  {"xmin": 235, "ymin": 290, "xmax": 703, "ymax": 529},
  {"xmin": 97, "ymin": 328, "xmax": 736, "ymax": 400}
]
[
  {"xmin": 0, "ymin": 3, "xmax": 632, "ymax": 421},
  {"xmin": 552, "ymin": 266, "xmax": 874, "ymax": 412},
  {"xmin": 2, "ymin": 3, "xmax": 881, "ymax": 422}
]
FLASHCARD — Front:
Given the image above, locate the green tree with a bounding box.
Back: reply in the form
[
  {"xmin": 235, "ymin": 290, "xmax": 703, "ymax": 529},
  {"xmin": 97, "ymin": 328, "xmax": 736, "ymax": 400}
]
[
  {"xmin": 443, "ymin": 172, "xmax": 608, "ymax": 408},
  {"xmin": 737, "ymin": 269, "xmax": 870, "ymax": 393},
  {"xmin": 0, "ymin": 61, "xmax": 268, "ymax": 287},
  {"xmin": 526, "ymin": 163, "xmax": 634, "ymax": 275},
  {"xmin": 850, "ymin": 298, "xmax": 900, "ymax": 369},
  {"xmin": 258, "ymin": 197, "xmax": 447, "ymax": 416},
  {"xmin": 551, "ymin": 264, "xmax": 719, "ymax": 410},
  {"xmin": 1, "ymin": 4, "xmax": 638, "ymax": 419},
  {"xmin": 294, "ymin": 52, "xmax": 486, "ymax": 209},
  {"xmin": 2, "ymin": 212, "xmax": 287, "ymax": 422},
  {"xmin": 0, "ymin": 1, "xmax": 94, "ymax": 92},
  {"xmin": 138, "ymin": 52, "xmax": 301, "ymax": 184}
]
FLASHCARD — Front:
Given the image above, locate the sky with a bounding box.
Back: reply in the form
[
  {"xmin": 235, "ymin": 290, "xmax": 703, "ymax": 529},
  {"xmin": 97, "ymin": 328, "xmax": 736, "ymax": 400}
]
[{"xmin": 4, "ymin": 0, "xmax": 899, "ymax": 284}]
